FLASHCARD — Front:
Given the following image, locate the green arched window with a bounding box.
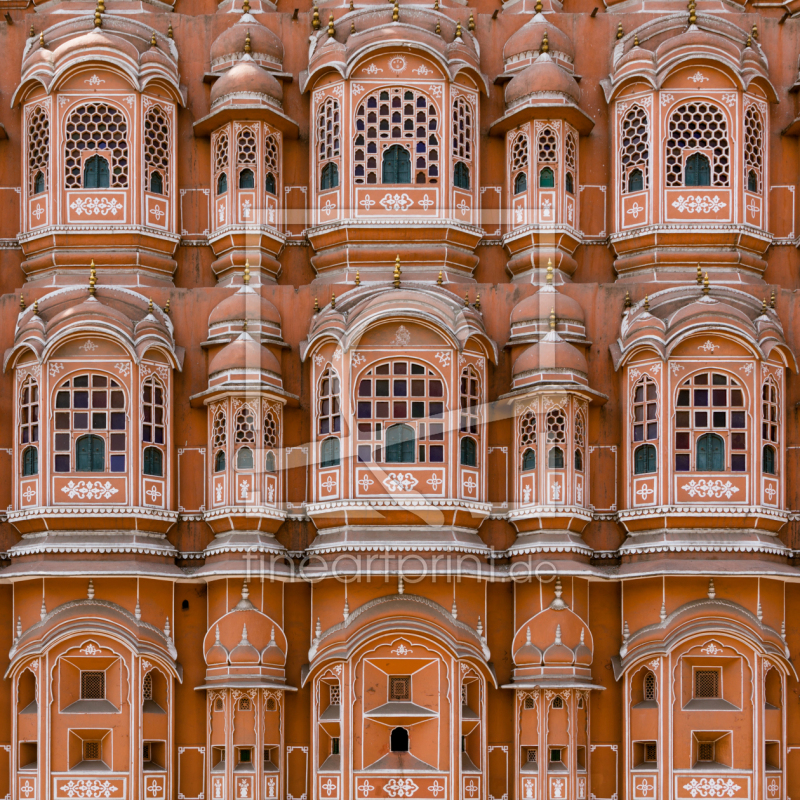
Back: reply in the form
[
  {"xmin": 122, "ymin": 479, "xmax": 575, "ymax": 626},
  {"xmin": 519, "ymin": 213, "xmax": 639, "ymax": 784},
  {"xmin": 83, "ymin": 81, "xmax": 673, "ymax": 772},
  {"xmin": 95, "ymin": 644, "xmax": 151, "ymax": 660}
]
[
  {"xmin": 548, "ymin": 446, "xmax": 564, "ymax": 469},
  {"xmin": 321, "ymin": 162, "xmax": 339, "ymax": 190},
  {"xmin": 236, "ymin": 446, "xmax": 254, "ymax": 470},
  {"xmin": 143, "ymin": 446, "xmax": 163, "ymax": 477},
  {"xmin": 84, "ymin": 155, "xmax": 110, "ymax": 189},
  {"xmin": 214, "ymin": 450, "xmax": 226, "ymax": 472},
  {"xmin": 763, "ymin": 445, "xmax": 776, "ymax": 475},
  {"xmin": 22, "ymin": 446, "xmax": 38, "ymax": 477},
  {"xmin": 627, "ymin": 168, "xmax": 643, "ymax": 193},
  {"xmin": 217, "ymin": 172, "xmax": 228, "ymax": 194},
  {"xmin": 454, "ymin": 162, "xmax": 470, "ymax": 190},
  {"xmin": 386, "ymin": 423, "xmax": 415, "ymax": 463},
  {"xmin": 321, "ymin": 437, "xmax": 340, "ymax": 468},
  {"xmin": 747, "ymin": 169, "xmax": 758, "ymax": 193},
  {"xmin": 33, "ymin": 171, "xmax": 45, "ymax": 195},
  {"xmin": 239, "ymin": 168, "xmax": 255, "ymax": 189},
  {"xmin": 514, "ymin": 172, "xmax": 527, "ymax": 194},
  {"xmin": 634, "ymin": 444, "xmax": 656, "ymax": 475},
  {"xmin": 522, "ymin": 448, "xmax": 536, "ymax": 471},
  {"xmin": 266, "ymin": 173, "xmax": 276, "ymax": 195},
  {"xmin": 265, "ymin": 451, "xmax": 277, "ymax": 473},
  {"xmin": 565, "ymin": 172, "xmax": 574, "ymax": 194},
  {"xmin": 696, "ymin": 433, "xmax": 724, "ymax": 471},
  {"xmin": 685, "ymin": 153, "xmax": 711, "ymax": 187},
  {"xmin": 149, "ymin": 171, "xmax": 164, "ymax": 195},
  {"xmin": 460, "ymin": 437, "xmax": 477, "ymax": 467},
  {"xmin": 382, "ymin": 145, "xmax": 411, "ymax": 184},
  {"xmin": 76, "ymin": 434, "xmax": 105, "ymax": 472},
  {"xmin": 539, "ymin": 167, "xmax": 555, "ymax": 188}
]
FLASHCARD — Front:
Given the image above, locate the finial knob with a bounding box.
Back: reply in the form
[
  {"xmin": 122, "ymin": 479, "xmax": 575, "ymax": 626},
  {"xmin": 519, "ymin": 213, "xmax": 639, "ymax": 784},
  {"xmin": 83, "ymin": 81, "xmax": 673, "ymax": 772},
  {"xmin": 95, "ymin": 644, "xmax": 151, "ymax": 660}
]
[
  {"xmin": 549, "ymin": 307, "xmax": 556, "ymax": 330},
  {"xmin": 328, "ymin": 13, "xmax": 335, "ymax": 35},
  {"xmin": 616, "ymin": 22, "xmax": 623, "ymax": 39},
  {"xmin": 89, "ymin": 261, "xmax": 97, "ymax": 296},
  {"xmin": 243, "ymin": 260, "xmax": 251, "ymax": 285},
  {"xmin": 455, "ymin": 19, "xmax": 462, "ymax": 38},
  {"xmin": 468, "ymin": 11, "xmax": 475, "ymax": 30},
  {"xmin": 437, "ymin": 270, "xmax": 443, "ymax": 285},
  {"xmin": 393, "ymin": 254, "xmax": 401, "ymax": 288},
  {"xmin": 540, "ymin": 31, "xmax": 549, "ymax": 53},
  {"xmin": 546, "ymin": 259, "xmax": 553, "ymax": 285},
  {"xmin": 702, "ymin": 272, "xmax": 710, "ymax": 296}
]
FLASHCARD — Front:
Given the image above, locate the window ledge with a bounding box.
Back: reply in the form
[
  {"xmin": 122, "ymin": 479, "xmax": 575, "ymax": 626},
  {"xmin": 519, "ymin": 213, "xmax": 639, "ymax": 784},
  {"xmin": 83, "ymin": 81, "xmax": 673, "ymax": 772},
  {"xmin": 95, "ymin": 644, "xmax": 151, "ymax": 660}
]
[
  {"xmin": 62, "ymin": 699, "xmax": 120, "ymax": 714},
  {"xmin": 683, "ymin": 699, "xmax": 739, "ymax": 711}
]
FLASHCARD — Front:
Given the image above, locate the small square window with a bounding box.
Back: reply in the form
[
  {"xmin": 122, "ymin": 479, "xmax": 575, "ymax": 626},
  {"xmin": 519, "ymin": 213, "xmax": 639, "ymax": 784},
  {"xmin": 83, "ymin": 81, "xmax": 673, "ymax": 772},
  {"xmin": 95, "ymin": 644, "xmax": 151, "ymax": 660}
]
[
  {"xmin": 83, "ymin": 741, "xmax": 101, "ymax": 761},
  {"xmin": 81, "ymin": 671, "xmax": 105, "ymax": 700},
  {"xmin": 694, "ymin": 669, "xmax": 719, "ymax": 698},
  {"xmin": 389, "ymin": 676, "xmax": 411, "ymax": 701},
  {"xmin": 698, "ymin": 742, "xmax": 714, "ymax": 762}
]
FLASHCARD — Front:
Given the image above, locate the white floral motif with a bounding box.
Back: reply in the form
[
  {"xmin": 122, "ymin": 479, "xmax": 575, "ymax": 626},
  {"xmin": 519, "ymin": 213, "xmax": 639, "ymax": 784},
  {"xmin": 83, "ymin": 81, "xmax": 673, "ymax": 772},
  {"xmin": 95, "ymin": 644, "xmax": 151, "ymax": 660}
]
[
  {"xmin": 660, "ymin": 93, "xmax": 675, "ymax": 106},
  {"xmin": 635, "ymin": 779, "xmax": 654, "ymax": 798},
  {"xmin": 541, "ymin": 198, "xmax": 552, "ymax": 218},
  {"xmin": 701, "ymin": 643, "xmax": 723, "ymax": 655},
  {"xmin": 313, "ymin": 354, "xmax": 325, "ymax": 367},
  {"xmin": 321, "ymin": 780, "xmax": 337, "ymax": 798},
  {"xmin": 20, "ymin": 780, "xmax": 35, "ymax": 798},
  {"xmin": 238, "ymin": 779, "xmax": 251, "ymax": 798},
  {"xmin": 351, "ymin": 352, "xmax": 366, "ymax": 367},
  {"xmin": 380, "ymin": 193, "xmax": 414, "ymax": 212},
  {"xmin": 636, "ymin": 483, "xmax": 655, "ymax": 502},
  {"xmin": 671, "ymin": 195, "xmax": 727, "ymax": 214},
  {"xmin": 150, "ymin": 205, "xmax": 165, "ymax": 222},
  {"xmin": 321, "ymin": 476, "xmax": 337, "ymax": 492},
  {"xmin": 359, "ymin": 195, "xmax": 376, "ymax": 211},
  {"xmin": 351, "ymin": 83, "xmax": 364, "ymax": 95},
  {"xmin": 524, "ymin": 779, "xmax": 536, "ymax": 799},
  {"xmin": 550, "ymin": 482, "xmax": 562, "ymax": 501},
  {"xmin": 322, "ymin": 199, "xmax": 336, "ymax": 217},
  {"xmin": 428, "ymin": 84, "xmax": 443, "ymax": 98},
  {"xmin": 413, "ymin": 65, "xmax": 433, "ymax": 75},
  {"xmin": 681, "ymin": 778, "xmax": 742, "ymax": 798},
  {"xmin": 393, "ymin": 326, "xmax": 411, "ymax": 347},
  {"xmin": 427, "ymin": 474, "xmax": 443, "ymax": 491},
  {"xmin": 61, "ymin": 481, "xmax": 119, "ymax": 500},
  {"xmin": 456, "ymin": 199, "xmax": 470, "ymax": 216},
  {"xmin": 22, "ymin": 486, "xmax": 36, "ymax": 503},
  {"xmin": 681, "ymin": 479, "xmax": 739, "ymax": 499},
  {"xmin": 241, "ymin": 199, "xmax": 252, "ymax": 219},
  {"xmin": 358, "ymin": 782, "xmax": 375, "ymax": 798},
  {"xmin": 745, "ymin": 198, "xmax": 759, "ymax": 219},
  {"xmin": 358, "ymin": 474, "xmax": 375, "ymax": 492},
  {"xmin": 698, "ymin": 341, "xmax": 720, "ymax": 353},
  {"xmin": 429, "ymin": 782, "xmax": 446, "ymax": 798},
  {"xmin": 722, "ymin": 93, "xmax": 738, "ymax": 108},
  {"xmin": 551, "ymin": 780, "xmax": 565, "ymax": 799},
  {"xmin": 333, "ymin": 348, "xmax": 343, "ymax": 361},
  {"xmin": 626, "ymin": 202, "xmax": 645, "ymax": 219},
  {"xmin": 670, "ymin": 362, "xmax": 685, "ymax": 375},
  {"xmin": 389, "ymin": 56, "xmax": 407, "ymax": 73},
  {"xmin": 80, "ymin": 340, "xmax": 100, "ymax": 352},
  {"xmin": 85, "ymin": 75, "xmax": 106, "ymax": 86},
  {"xmin": 391, "ymin": 643, "xmax": 413, "ymax": 655},
  {"xmin": 49, "ymin": 362, "xmax": 65, "ymax": 377},
  {"xmin": 385, "ymin": 472, "xmax": 419, "ymax": 492},
  {"xmin": 435, "ymin": 351, "xmax": 451, "ymax": 367},
  {"xmin": 115, "ymin": 362, "xmax": 131, "ymax": 377},
  {"xmin": 688, "ymin": 71, "xmax": 709, "ymax": 84},
  {"xmin": 363, "ymin": 63, "xmax": 383, "ymax": 74},
  {"xmin": 57, "ymin": 780, "xmax": 121, "ymax": 798},
  {"xmin": 419, "ymin": 194, "xmax": 434, "ymax": 210},
  {"xmin": 650, "ymin": 363, "xmax": 662, "ymax": 375},
  {"xmin": 70, "ymin": 197, "xmax": 124, "ymax": 216},
  {"xmin": 384, "ymin": 779, "xmax": 419, "ymax": 798},
  {"xmin": 32, "ymin": 203, "xmax": 45, "ymax": 221},
  {"xmin": 80, "ymin": 643, "xmax": 102, "ymax": 655}
]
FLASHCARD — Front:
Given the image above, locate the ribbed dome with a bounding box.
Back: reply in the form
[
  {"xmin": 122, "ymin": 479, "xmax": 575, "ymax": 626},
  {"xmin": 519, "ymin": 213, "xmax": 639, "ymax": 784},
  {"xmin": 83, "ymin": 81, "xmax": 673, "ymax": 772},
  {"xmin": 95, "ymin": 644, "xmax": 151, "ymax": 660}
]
[
  {"xmin": 210, "ymin": 57, "xmax": 283, "ymax": 107},
  {"xmin": 261, "ymin": 627, "xmax": 286, "ymax": 667},
  {"xmin": 514, "ymin": 627, "xmax": 543, "ymax": 666},
  {"xmin": 505, "ymin": 54, "xmax": 580, "ymax": 107},
  {"xmin": 205, "ymin": 625, "xmax": 229, "ymax": 666},
  {"xmin": 512, "ymin": 333, "xmax": 588, "ymax": 378},
  {"xmin": 208, "ymin": 332, "xmax": 282, "ymax": 377},
  {"xmin": 229, "ymin": 624, "xmax": 261, "ymax": 665},
  {"xmin": 209, "ymin": 287, "xmax": 281, "ymax": 329},
  {"xmin": 504, "ymin": 15, "xmax": 575, "ymax": 65},
  {"xmin": 669, "ymin": 297, "xmax": 754, "ymax": 331},
  {"xmin": 511, "ymin": 287, "xmax": 585, "ymax": 327},
  {"xmin": 211, "ymin": 20, "xmax": 284, "ymax": 67},
  {"xmin": 574, "ymin": 629, "xmax": 592, "ymax": 666},
  {"xmin": 542, "ymin": 625, "xmax": 574, "ymax": 665}
]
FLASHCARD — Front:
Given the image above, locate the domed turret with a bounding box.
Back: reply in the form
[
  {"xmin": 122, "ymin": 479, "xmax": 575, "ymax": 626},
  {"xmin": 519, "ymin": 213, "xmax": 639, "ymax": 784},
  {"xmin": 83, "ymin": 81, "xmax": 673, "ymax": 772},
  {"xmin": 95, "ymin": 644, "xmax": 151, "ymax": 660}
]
[
  {"xmin": 206, "ymin": 625, "xmax": 230, "ymax": 666},
  {"xmin": 210, "ymin": 56, "xmax": 283, "ymax": 109},
  {"xmin": 503, "ymin": 14, "xmax": 575, "ymax": 71},
  {"xmin": 208, "ymin": 284, "xmax": 283, "ymax": 341},
  {"xmin": 229, "ymin": 624, "xmax": 261, "ymax": 665},
  {"xmin": 505, "ymin": 53, "xmax": 580, "ymax": 109},
  {"xmin": 211, "ymin": 18, "xmax": 284, "ymax": 71}
]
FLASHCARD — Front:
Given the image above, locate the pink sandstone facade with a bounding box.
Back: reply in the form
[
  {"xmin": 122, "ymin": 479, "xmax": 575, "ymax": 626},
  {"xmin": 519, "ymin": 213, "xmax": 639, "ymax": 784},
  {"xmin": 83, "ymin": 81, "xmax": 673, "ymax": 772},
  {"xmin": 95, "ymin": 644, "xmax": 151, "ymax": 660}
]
[{"xmin": 1, "ymin": 0, "xmax": 800, "ymax": 800}]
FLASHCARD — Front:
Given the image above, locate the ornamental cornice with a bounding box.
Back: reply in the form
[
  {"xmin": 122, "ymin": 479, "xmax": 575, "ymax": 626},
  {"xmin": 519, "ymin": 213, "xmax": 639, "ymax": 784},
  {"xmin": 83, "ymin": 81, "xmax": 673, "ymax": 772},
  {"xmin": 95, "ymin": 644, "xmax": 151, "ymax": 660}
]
[
  {"xmin": 17, "ymin": 225, "xmax": 182, "ymax": 244},
  {"xmin": 609, "ymin": 222, "xmax": 773, "ymax": 244},
  {"xmin": 304, "ymin": 498, "xmax": 493, "ymax": 515}
]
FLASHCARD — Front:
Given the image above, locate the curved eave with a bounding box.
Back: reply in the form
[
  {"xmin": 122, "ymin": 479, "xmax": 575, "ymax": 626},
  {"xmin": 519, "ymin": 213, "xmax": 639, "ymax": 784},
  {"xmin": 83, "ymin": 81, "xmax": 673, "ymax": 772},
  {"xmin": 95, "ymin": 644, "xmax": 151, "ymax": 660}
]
[
  {"xmin": 190, "ymin": 382, "xmax": 298, "ymax": 408},
  {"xmin": 498, "ymin": 382, "xmax": 608, "ymax": 406},
  {"xmin": 194, "ymin": 104, "xmax": 299, "ymax": 138},
  {"xmin": 489, "ymin": 100, "xmax": 594, "ymax": 137},
  {"xmin": 194, "ymin": 680, "xmax": 297, "ymax": 691},
  {"xmin": 501, "ymin": 679, "xmax": 605, "ymax": 690}
]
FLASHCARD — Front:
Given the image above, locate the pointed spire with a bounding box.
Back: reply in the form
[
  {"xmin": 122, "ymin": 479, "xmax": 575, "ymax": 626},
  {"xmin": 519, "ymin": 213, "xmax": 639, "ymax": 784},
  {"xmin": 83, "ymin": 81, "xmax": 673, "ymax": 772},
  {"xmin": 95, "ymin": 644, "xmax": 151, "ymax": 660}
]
[
  {"xmin": 392, "ymin": 0, "xmax": 399, "ymax": 22},
  {"xmin": 243, "ymin": 260, "xmax": 251, "ymax": 285},
  {"xmin": 540, "ymin": 31, "xmax": 549, "ymax": 54},
  {"xmin": 168, "ymin": 23, "xmax": 174, "ymax": 39},
  {"xmin": 29, "ymin": 25, "xmax": 34, "ymax": 38},
  {"xmin": 477, "ymin": 615, "xmax": 484, "ymax": 638},
  {"xmin": 330, "ymin": 291, "xmax": 336, "ymax": 310},
  {"xmin": 164, "ymin": 298, "xmax": 170, "ymax": 315},
  {"xmin": 546, "ymin": 259, "xmax": 554, "ymax": 285},
  {"xmin": 633, "ymin": 34, "xmax": 639, "ymax": 47},
  {"xmin": 393, "ymin": 254, "xmax": 401, "ymax": 288},
  {"xmin": 270, "ymin": 625, "xmax": 276, "ymax": 644},
  {"xmin": 89, "ymin": 261, "xmax": 97, "ymax": 296},
  {"xmin": 148, "ymin": 298, "xmax": 154, "ymax": 315},
  {"xmin": 762, "ymin": 297, "xmax": 767, "ymax": 315},
  {"xmin": 242, "ymin": 580, "xmax": 250, "ymax": 601},
  {"xmin": 88, "ymin": 579, "xmax": 95, "ymax": 600},
  {"xmin": 343, "ymin": 597, "xmax": 350, "ymax": 621},
  {"xmin": 688, "ymin": 0, "xmax": 697, "ymax": 25},
  {"xmin": 708, "ymin": 578, "xmax": 716, "ymax": 599},
  {"xmin": 16, "ymin": 616, "xmax": 22, "ymax": 639},
  {"xmin": 398, "ymin": 574, "xmax": 405, "ymax": 594},
  {"xmin": 312, "ymin": 3, "xmax": 321, "ymax": 30},
  {"xmin": 702, "ymin": 272, "xmax": 710, "ymax": 296},
  {"xmin": 660, "ymin": 602, "xmax": 666, "ymax": 623},
  {"xmin": 135, "ymin": 598, "xmax": 142, "ymax": 620},
  {"xmin": 435, "ymin": 20, "xmax": 441, "ymax": 34},
  {"xmin": 328, "ymin": 13, "xmax": 335, "ymax": 36},
  {"xmin": 526, "ymin": 626, "xmax": 532, "ymax": 645},
  {"xmin": 550, "ymin": 576, "xmax": 567, "ymax": 610},
  {"xmin": 534, "ymin": 0, "xmax": 542, "ymax": 11},
  {"xmin": 580, "ymin": 628, "xmax": 585, "ymax": 645},
  {"xmin": 350, "ymin": 20, "xmax": 356, "ymax": 33},
  {"xmin": 554, "ymin": 624, "xmax": 562, "ymax": 645},
  {"xmin": 164, "ymin": 617, "xmax": 172, "ymax": 638},
  {"xmin": 437, "ymin": 270, "xmax": 443, "ymax": 286},
  {"xmin": 757, "ymin": 601, "xmax": 763, "ymax": 622},
  {"xmin": 751, "ymin": 22, "xmax": 758, "ymax": 40},
  {"xmin": 781, "ymin": 620, "xmax": 786, "ymax": 641},
  {"xmin": 315, "ymin": 617, "xmax": 322, "ymax": 638},
  {"xmin": 616, "ymin": 22, "xmax": 623, "ymax": 40},
  {"xmin": 32, "ymin": 300, "xmax": 40, "ymax": 317},
  {"xmin": 350, "ymin": 0, "xmax": 354, "ymax": 10},
  {"xmin": 240, "ymin": 623, "xmax": 250, "ymax": 643},
  {"xmin": 434, "ymin": 0, "xmax": 439, "ymax": 10},
  {"xmin": 245, "ymin": 30, "xmax": 252, "ymax": 52},
  {"xmin": 468, "ymin": 11, "xmax": 475, "ymax": 31},
  {"xmin": 697, "ymin": 263, "xmax": 703, "ymax": 285},
  {"xmin": 745, "ymin": 34, "xmax": 751, "ymax": 48},
  {"xmin": 465, "ymin": 290, "xmax": 470, "ymax": 308},
  {"xmin": 39, "ymin": 32, "xmax": 45, "ymax": 48},
  {"xmin": 243, "ymin": 0, "xmax": 251, "ymax": 11}
]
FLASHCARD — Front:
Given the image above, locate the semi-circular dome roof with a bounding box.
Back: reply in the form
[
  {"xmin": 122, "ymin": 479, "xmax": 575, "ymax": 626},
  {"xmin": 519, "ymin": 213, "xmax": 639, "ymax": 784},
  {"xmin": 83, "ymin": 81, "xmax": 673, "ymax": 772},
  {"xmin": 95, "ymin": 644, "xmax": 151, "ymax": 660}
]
[
  {"xmin": 511, "ymin": 287, "xmax": 585, "ymax": 327},
  {"xmin": 512, "ymin": 334, "xmax": 588, "ymax": 378},
  {"xmin": 209, "ymin": 288, "xmax": 282, "ymax": 330},
  {"xmin": 210, "ymin": 57, "xmax": 283, "ymax": 107},
  {"xmin": 208, "ymin": 332, "xmax": 282, "ymax": 377},
  {"xmin": 211, "ymin": 20, "xmax": 284, "ymax": 68},
  {"xmin": 505, "ymin": 53, "xmax": 580, "ymax": 107},
  {"xmin": 504, "ymin": 15, "xmax": 575, "ymax": 66}
]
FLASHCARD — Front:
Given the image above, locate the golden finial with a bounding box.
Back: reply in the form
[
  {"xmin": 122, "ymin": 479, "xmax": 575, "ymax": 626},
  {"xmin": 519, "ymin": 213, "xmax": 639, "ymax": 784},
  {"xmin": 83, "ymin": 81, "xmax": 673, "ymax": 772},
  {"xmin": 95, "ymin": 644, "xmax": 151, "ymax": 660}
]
[
  {"xmin": 33, "ymin": 300, "xmax": 39, "ymax": 317},
  {"xmin": 243, "ymin": 0, "xmax": 251, "ymax": 11},
  {"xmin": 29, "ymin": 25, "xmax": 34, "ymax": 38},
  {"xmin": 328, "ymin": 13, "xmax": 335, "ymax": 35},
  {"xmin": 702, "ymin": 272, "xmax": 710, "ymax": 296},
  {"xmin": 243, "ymin": 260, "xmax": 251, "ymax": 285},
  {"xmin": 151, "ymin": 32, "xmax": 157, "ymax": 47},
  {"xmin": 314, "ymin": 296, "xmax": 320, "ymax": 313},
  {"xmin": 546, "ymin": 260, "xmax": 554, "ymax": 285},
  {"xmin": 437, "ymin": 270, "xmax": 443, "ymax": 286},
  {"xmin": 643, "ymin": 295, "xmax": 649, "ymax": 312},
  {"xmin": 350, "ymin": 20, "xmax": 355, "ymax": 33},
  {"xmin": 616, "ymin": 22, "xmax": 623, "ymax": 40},
  {"xmin": 549, "ymin": 307, "xmax": 556, "ymax": 330},
  {"xmin": 696, "ymin": 263, "xmax": 702, "ymax": 285},
  {"xmin": 762, "ymin": 297, "xmax": 767, "ymax": 315},
  {"xmin": 148, "ymin": 298, "xmax": 154, "ymax": 314},
  {"xmin": 312, "ymin": 4, "xmax": 321, "ymax": 30},
  {"xmin": 168, "ymin": 24, "xmax": 174, "ymax": 39},
  {"xmin": 39, "ymin": 32, "xmax": 45, "ymax": 47},
  {"xmin": 534, "ymin": 0, "xmax": 542, "ymax": 11},
  {"xmin": 94, "ymin": 8, "xmax": 102, "ymax": 27},
  {"xmin": 19, "ymin": 294, "xmax": 26, "ymax": 312},
  {"xmin": 624, "ymin": 290, "xmax": 632, "ymax": 310},
  {"xmin": 474, "ymin": 292, "xmax": 481, "ymax": 310},
  {"xmin": 393, "ymin": 254, "xmax": 401, "ymax": 288},
  {"xmin": 435, "ymin": 20, "xmax": 441, "ymax": 34},
  {"xmin": 751, "ymin": 23, "xmax": 758, "ymax": 40},
  {"xmin": 392, "ymin": 0, "xmax": 399, "ymax": 22},
  {"xmin": 98, "ymin": 0, "xmax": 105, "ymax": 10},
  {"xmin": 541, "ymin": 31, "xmax": 549, "ymax": 53},
  {"xmin": 633, "ymin": 34, "xmax": 639, "ymax": 47},
  {"xmin": 350, "ymin": 0, "xmax": 354, "ymax": 10},
  {"xmin": 688, "ymin": 3, "xmax": 697, "ymax": 25},
  {"xmin": 243, "ymin": 318, "xmax": 248, "ymax": 332},
  {"xmin": 89, "ymin": 261, "xmax": 97, "ymax": 296},
  {"xmin": 745, "ymin": 35, "xmax": 751, "ymax": 48},
  {"xmin": 330, "ymin": 291, "xmax": 336, "ymax": 309},
  {"xmin": 434, "ymin": 0, "xmax": 439, "ymax": 9},
  {"xmin": 455, "ymin": 19, "xmax": 463, "ymax": 38},
  {"xmin": 468, "ymin": 12, "xmax": 475, "ymax": 31},
  {"xmin": 165, "ymin": 299, "xmax": 170, "ymax": 315},
  {"xmin": 465, "ymin": 290, "xmax": 470, "ymax": 308},
  {"xmin": 245, "ymin": 31, "xmax": 252, "ymax": 52},
  {"xmin": 770, "ymin": 289, "xmax": 776, "ymax": 309},
  {"xmin": 355, "ymin": 271, "xmax": 360, "ymax": 286}
]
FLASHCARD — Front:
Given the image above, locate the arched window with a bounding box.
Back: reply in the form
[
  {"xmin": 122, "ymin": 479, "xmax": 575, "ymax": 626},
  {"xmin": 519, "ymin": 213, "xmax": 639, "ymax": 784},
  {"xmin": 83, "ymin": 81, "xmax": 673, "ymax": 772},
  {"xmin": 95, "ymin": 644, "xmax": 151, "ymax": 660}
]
[
  {"xmin": 551, "ymin": 695, "xmax": 563, "ymax": 709},
  {"xmin": 634, "ymin": 444, "xmax": 656, "ymax": 475},
  {"xmin": 264, "ymin": 409, "xmax": 278, "ymax": 472},
  {"xmin": 632, "ymin": 376, "xmax": 658, "ymax": 450},
  {"xmin": 520, "ymin": 408, "xmax": 536, "ymax": 470},
  {"xmin": 539, "ymin": 167, "xmax": 555, "ymax": 188},
  {"xmin": 643, "ymin": 671, "xmax": 656, "ymax": 702},
  {"xmin": 461, "ymin": 437, "xmax": 477, "ymax": 467},
  {"xmin": 512, "ymin": 133, "xmax": 528, "ymax": 195},
  {"xmin": 627, "ymin": 169, "xmax": 643, "ymax": 193},
  {"xmin": 675, "ymin": 372, "xmax": 745, "ymax": 472},
  {"xmin": 452, "ymin": 96, "xmax": 473, "ymax": 164},
  {"xmin": 28, "ymin": 104, "xmax": 49, "ymax": 196},
  {"xmin": 265, "ymin": 133, "xmax": 279, "ymax": 196},
  {"xmin": 149, "ymin": 172, "xmax": 164, "ymax": 194},
  {"xmin": 382, "ymin": 145, "xmax": 411, "ymax": 184},
  {"xmin": 217, "ymin": 172, "xmax": 228, "ymax": 194},
  {"xmin": 212, "ymin": 407, "xmax": 227, "ymax": 473},
  {"xmin": 696, "ymin": 433, "xmax": 725, "ymax": 472},
  {"xmin": 19, "ymin": 377, "xmax": 39, "ymax": 448},
  {"xmin": 237, "ymin": 446, "xmax": 254, "ymax": 470},
  {"xmin": 744, "ymin": 105, "xmax": 764, "ymax": 194},
  {"xmin": 318, "ymin": 368, "xmax": 341, "ymax": 436},
  {"xmin": 548, "ymin": 446, "xmax": 564, "ymax": 468},
  {"xmin": 386, "ymin": 423, "xmax": 415, "ymax": 464},
  {"xmin": 684, "ymin": 153, "xmax": 711, "ymax": 187},
  {"xmin": 763, "ymin": 445, "xmax": 776, "ymax": 475},
  {"xmin": 762, "ymin": 380, "xmax": 778, "ymax": 445},
  {"xmin": 356, "ymin": 360, "xmax": 445, "ymax": 464},
  {"xmin": 317, "ymin": 96, "xmax": 340, "ymax": 184},
  {"xmin": 54, "ymin": 374, "xmax": 127, "ymax": 474},
  {"xmin": 65, "ymin": 102, "xmax": 129, "ymax": 189},
  {"xmin": 239, "ymin": 696, "xmax": 250, "ymax": 711},
  {"xmin": 565, "ymin": 172, "xmax": 574, "ymax": 194},
  {"xmin": 565, "ymin": 131, "xmax": 577, "ymax": 194},
  {"xmin": 76, "ymin": 434, "xmax": 105, "ymax": 472},
  {"xmin": 574, "ymin": 410, "xmax": 586, "ymax": 473},
  {"xmin": 320, "ymin": 162, "xmax": 339, "ymax": 190},
  {"xmin": 321, "ymin": 437, "xmax": 340, "ymax": 468},
  {"xmin": 214, "ymin": 128, "xmax": 229, "ymax": 197},
  {"xmin": 266, "ymin": 173, "xmax": 276, "ymax": 195},
  {"xmin": 22, "ymin": 446, "xmax": 38, "ymax": 477},
  {"xmin": 574, "ymin": 448, "xmax": 583, "ymax": 471},
  {"xmin": 144, "ymin": 104, "xmax": 170, "ymax": 196},
  {"xmin": 265, "ymin": 451, "xmax": 276, "ymax": 473},
  {"xmin": 454, "ymin": 161, "xmax": 470, "ymax": 190},
  {"xmin": 354, "ymin": 88, "xmax": 438, "ymax": 185},
  {"xmin": 143, "ymin": 446, "xmax": 163, "ymax": 477},
  {"xmin": 390, "ymin": 728, "xmax": 409, "ymax": 752},
  {"xmin": 460, "ymin": 367, "xmax": 480, "ymax": 435},
  {"xmin": 620, "ymin": 106, "xmax": 649, "ymax": 194},
  {"xmin": 546, "ymin": 408, "xmax": 566, "ymax": 468},
  {"xmin": 84, "ymin": 155, "xmax": 110, "ymax": 189},
  {"xmin": 666, "ymin": 102, "xmax": 729, "ymax": 187},
  {"xmin": 239, "ymin": 168, "xmax": 255, "ymax": 189},
  {"xmin": 214, "ymin": 696, "xmax": 224, "ymax": 711},
  {"xmin": 142, "ymin": 377, "xmax": 165, "ymax": 445}
]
